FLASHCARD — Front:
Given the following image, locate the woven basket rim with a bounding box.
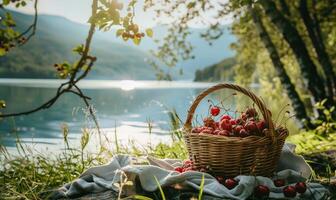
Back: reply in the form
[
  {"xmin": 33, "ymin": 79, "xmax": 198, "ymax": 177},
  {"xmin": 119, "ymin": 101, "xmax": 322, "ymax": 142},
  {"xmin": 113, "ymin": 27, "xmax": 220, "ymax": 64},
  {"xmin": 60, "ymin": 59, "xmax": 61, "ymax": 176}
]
[{"xmin": 183, "ymin": 128, "xmax": 288, "ymax": 142}]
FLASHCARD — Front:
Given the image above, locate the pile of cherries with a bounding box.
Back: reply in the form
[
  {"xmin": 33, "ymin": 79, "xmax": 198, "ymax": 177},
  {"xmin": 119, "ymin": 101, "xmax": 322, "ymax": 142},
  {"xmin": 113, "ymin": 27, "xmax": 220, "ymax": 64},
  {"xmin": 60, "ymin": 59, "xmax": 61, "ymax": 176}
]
[
  {"xmin": 174, "ymin": 160, "xmax": 307, "ymax": 198},
  {"xmin": 191, "ymin": 106, "xmax": 268, "ymax": 138}
]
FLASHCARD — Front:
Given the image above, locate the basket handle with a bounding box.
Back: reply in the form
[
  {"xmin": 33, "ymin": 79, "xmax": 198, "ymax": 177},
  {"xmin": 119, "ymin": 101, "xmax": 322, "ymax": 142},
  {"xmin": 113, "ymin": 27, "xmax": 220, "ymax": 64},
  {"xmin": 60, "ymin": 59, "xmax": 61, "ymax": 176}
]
[{"xmin": 184, "ymin": 83, "xmax": 276, "ymax": 142}]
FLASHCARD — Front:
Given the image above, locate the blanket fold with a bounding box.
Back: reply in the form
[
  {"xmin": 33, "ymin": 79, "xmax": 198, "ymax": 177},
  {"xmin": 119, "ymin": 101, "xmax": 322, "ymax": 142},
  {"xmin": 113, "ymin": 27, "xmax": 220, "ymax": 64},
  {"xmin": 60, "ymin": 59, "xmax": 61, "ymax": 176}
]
[{"xmin": 51, "ymin": 143, "xmax": 329, "ymax": 200}]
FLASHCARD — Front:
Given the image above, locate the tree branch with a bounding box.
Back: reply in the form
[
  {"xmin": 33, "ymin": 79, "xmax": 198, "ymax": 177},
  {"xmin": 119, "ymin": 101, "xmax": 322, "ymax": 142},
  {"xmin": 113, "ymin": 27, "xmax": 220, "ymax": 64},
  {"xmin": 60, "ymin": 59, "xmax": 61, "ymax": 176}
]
[
  {"xmin": 15, "ymin": 0, "xmax": 38, "ymax": 45},
  {"xmin": 0, "ymin": 0, "xmax": 101, "ymax": 133}
]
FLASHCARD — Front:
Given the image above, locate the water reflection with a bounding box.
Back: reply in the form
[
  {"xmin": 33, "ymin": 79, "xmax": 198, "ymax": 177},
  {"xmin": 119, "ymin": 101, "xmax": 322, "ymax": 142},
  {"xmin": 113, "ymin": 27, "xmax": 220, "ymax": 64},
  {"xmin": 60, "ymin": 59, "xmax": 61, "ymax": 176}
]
[{"xmin": 0, "ymin": 79, "xmax": 260, "ymax": 151}]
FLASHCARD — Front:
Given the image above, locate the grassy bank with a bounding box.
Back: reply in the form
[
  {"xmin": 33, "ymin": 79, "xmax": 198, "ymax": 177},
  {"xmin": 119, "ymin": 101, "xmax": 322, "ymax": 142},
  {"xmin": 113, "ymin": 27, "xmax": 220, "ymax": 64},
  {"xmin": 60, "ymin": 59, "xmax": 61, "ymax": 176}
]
[{"xmin": 0, "ymin": 110, "xmax": 335, "ymax": 199}]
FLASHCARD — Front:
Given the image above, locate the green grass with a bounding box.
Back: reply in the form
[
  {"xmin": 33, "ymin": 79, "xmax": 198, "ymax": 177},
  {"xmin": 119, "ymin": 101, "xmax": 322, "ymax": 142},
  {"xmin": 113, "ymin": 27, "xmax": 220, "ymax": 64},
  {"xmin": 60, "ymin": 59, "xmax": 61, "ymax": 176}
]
[{"xmin": 0, "ymin": 109, "xmax": 335, "ymax": 199}]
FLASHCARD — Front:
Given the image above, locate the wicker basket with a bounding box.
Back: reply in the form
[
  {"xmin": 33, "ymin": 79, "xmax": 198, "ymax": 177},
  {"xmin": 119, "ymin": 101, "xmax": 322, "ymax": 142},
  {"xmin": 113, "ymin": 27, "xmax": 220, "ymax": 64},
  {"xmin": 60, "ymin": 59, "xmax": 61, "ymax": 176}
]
[{"xmin": 183, "ymin": 83, "xmax": 288, "ymax": 177}]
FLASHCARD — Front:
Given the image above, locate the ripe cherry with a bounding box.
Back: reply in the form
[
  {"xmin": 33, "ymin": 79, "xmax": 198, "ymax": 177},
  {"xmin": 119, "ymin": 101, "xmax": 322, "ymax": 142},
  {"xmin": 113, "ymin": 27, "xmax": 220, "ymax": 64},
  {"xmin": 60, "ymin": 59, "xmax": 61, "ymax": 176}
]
[
  {"xmin": 295, "ymin": 182, "xmax": 307, "ymax": 194},
  {"xmin": 220, "ymin": 115, "xmax": 231, "ymax": 121},
  {"xmin": 274, "ymin": 179, "xmax": 285, "ymax": 187},
  {"xmin": 218, "ymin": 130, "xmax": 230, "ymax": 136},
  {"xmin": 174, "ymin": 167, "xmax": 183, "ymax": 173},
  {"xmin": 220, "ymin": 119, "xmax": 232, "ymax": 132},
  {"xmin": 241, "ymin": 113, "xmax": 248, "ymax": 121},
  {"xmin": 192, "ymin": 127, "xmax": 201, "ymax": 133},
  {"xmin": 230, "ymin": 119, "xmax": 237, "ymax": 125},
  {"xmin": 200, "ymin": 127, "xmax": 213, "ymax": 134},
  {"xmin": 283, "ymin": 186, "xmax": 297, "ymax": 197},
  {"xmin": 224, "ymin": 178, "xmax": 238, "ymax": 190},
  {"xmin": 254, "ymin": 185, "xmax": 270, "ymax": 198},
  {"xmin": 203, "ymin": 117, "xmax": 215, "ymax": 128},
  {"xmin": 246, "ymin": 108, "xmax": 258, "ymax": 117},
  {"xmin": 213, "ymin": 129, "xmax": 221, "ymax": 135},
  {"xmin": 210, "ymin": 106, "xmax": 220, "ymax": 116},
  {"xmin": 245, "ymin": 121, "xmax": 258, "ymax": 133},
  {"xmin": 239, "ymin": 129, "xmax": 249, "ymax": 137},
  {"xmin": 236, "ymin": 118, "xmax": 245, "ymax": 125},
  {"xmin": 257, "ymin": 120, "xmax": 266, "ymax": 131},
  {"xmin": 184, "ymin": 160, "xmax": 193, "ymax": 166},
  {"xmin": 233, "ymin": 125, "xmax": 243, "ymax": 134}
]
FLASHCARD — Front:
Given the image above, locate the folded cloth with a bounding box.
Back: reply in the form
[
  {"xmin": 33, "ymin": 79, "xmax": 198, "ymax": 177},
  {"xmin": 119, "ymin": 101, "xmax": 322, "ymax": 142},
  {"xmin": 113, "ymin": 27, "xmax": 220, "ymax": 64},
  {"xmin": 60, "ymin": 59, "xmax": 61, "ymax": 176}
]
[{"xmin": 51, "ymin": 143, "xmax": 329, "ymax": 200}]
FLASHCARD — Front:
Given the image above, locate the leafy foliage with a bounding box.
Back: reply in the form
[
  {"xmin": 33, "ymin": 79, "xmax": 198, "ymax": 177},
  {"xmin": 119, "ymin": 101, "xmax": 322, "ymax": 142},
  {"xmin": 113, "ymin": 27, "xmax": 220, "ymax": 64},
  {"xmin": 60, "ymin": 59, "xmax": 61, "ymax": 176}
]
[{"xmin": 194, "ymin": 57, "xmax": 236, "ymax": 82}]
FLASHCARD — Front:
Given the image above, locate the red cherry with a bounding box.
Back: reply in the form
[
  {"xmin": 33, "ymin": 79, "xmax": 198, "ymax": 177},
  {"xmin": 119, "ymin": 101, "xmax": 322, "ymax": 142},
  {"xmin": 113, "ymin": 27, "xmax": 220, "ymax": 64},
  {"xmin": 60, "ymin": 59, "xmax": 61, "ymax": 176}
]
[
  {"xmin": 213, "ymin": 129, "xmax": 221, "ymax": 135},
  {"xmin": 246, "ymin": 108, "xmax": 258, "ymax": 117},
  {"xmin": 274, "ymin": 179, "xmax": 286, "ymax": 187},
  {"xmin": 245, "ymin": 121, "xmax": 258, "ymax": 133},
  {"xmin": 257, "ymin": 120, "xmax": 266, "ymax": 131},
  {"xmin": 233, "ymin": 125, "xmax": 244, "ymax": 134},
  {"xmin": 216, "ymin": 176, "xmax": 225, "ymax": 184},
  {"xmin": 220, "ymin": 115, "xmax": 231, "ymax": 121},
  {"xmin": 230, "ymin": 119, "xmax": 237, "ymax": 125},
  {"xmin": 219, "ymin": 119, "xmax": 232, "ymax": 131},
  {"xmin": 174, "ymin": 167, "xmax": 183, "ymax": 173},
  {"xmin": 218, "ymin": 130, "xmax": 230, "ymax": 136},
  {"xmin": 200, "ymin": 127, "xmax": 213, "ymax": 134},
  {"xmin": 295, "ymin": 182, "xmax": 307, "ymax": 194},
  {"xmin": 203, "ymin": 117, "xmax": 215, "ymax": 128},
  {"xmin": 239, "ymin": 129, "xmax": 249, "ymax": 137},
  {"xmin": 182, "ymin": 167, "xmax": 193, "ymax": 172},
  {"xmin": 241, "ymin": 113, "xmax": 248, "ymax": 121},
  {"xmin": 214, "ymin": 122, "xmax": 220, "ymax": 129},
  {"xmin": 210, "ymin": 106, "xmax": 220, "ymax": 116},
  {"xmin": 283, "ymin": 186, "xmax": 297, "ymax": 197},
  {"xmin": 254, "ymin": 185, "xmax": 270, "ymax": 198},
  {"xmin": 191, "ymin": 127, "xmax": 201, "ymax": 133},
  {"xmin": 184, "ymin": 160, "xmax": 193, "ymax": 166},
  {"xmin": 224, "ymin": 178, "xmax": 238, "ymax": 190},
  {"xmin": 236, "ymin": 118, "xmax": 245, "ymax": 125}
]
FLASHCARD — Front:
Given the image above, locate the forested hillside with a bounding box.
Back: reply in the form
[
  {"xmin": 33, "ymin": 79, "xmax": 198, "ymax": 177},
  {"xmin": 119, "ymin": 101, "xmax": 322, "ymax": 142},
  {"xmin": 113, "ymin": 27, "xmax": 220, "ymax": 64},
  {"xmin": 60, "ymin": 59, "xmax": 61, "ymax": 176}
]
[
  {"xmin": 194, "ymin": 57, "xmax": 236, "ymax": 82},
  {"xmin": 0, "ymin": 11, "xmax": 156, "ymax": 80}
]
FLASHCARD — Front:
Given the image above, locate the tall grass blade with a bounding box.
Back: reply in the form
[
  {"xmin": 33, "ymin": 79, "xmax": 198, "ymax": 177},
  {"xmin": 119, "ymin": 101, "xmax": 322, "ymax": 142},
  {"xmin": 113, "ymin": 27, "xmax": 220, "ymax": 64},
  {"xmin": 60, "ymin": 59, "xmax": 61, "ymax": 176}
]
[
  {"xmin": 153, "ymin": 175, "xmax": 166, "ymax": 200},
  {"xmin": 198, "ymin": 173, "xmax": 205, "ymax": 200}
]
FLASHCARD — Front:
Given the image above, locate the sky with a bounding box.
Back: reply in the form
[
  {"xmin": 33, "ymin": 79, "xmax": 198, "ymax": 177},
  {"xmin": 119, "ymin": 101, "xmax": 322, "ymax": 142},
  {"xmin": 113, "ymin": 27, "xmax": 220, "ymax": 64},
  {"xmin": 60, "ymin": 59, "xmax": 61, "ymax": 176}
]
[
  {"xmin": 6, "ymin": 0, "xmax": 159, "ymax": 27},
  {"xmin": 5, "ymin": 0, "xmax": 232, "ymax": 28}
]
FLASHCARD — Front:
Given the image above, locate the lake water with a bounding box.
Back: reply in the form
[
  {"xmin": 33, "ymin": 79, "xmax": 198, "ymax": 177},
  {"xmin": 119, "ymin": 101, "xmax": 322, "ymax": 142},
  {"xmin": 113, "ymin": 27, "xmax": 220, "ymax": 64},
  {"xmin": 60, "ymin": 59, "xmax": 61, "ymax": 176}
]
[{"xmin": 0, "ymin": 79, "xmax": 258, "ymax": 152}]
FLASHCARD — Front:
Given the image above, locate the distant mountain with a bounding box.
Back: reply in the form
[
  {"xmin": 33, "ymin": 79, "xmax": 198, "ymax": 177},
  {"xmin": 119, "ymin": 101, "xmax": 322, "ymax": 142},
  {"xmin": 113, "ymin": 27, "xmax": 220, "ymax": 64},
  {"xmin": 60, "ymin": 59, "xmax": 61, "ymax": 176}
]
[
  {"xmin": 0, "ymin": 11, "xmax": 236, "ymax": 80},
  {"xmin": 102, "ymin": 25, "xmax": 236, "ymax": 79},
  {"xmin": 0, "ymin": 11, "xmax": 156, "ymax": 80},
  {"xmin": 194, "ymin": 57, "xmax": 236, "ymax": 82}
]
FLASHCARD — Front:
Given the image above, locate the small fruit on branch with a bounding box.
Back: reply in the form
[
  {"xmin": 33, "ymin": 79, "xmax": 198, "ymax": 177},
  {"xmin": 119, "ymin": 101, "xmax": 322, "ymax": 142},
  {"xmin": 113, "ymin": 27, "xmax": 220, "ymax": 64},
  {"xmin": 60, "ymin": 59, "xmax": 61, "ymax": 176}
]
[{"xmin": 210, "ymin": 106, "xmax": 220, "ymax": 116}]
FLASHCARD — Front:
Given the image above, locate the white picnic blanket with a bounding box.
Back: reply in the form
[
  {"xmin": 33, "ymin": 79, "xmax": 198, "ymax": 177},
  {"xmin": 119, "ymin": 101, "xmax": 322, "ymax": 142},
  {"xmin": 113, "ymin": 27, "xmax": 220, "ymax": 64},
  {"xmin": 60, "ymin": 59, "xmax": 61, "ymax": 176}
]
[{"xmin": 52, "ymin": 143, "xmax": 329, "ymax": 199}]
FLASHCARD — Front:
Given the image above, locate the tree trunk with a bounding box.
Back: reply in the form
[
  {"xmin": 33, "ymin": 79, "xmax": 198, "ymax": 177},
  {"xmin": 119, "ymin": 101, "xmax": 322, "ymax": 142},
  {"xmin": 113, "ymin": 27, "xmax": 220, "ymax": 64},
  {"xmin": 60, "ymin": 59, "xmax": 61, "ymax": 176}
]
[
  {"xmin": 249, "ymin": 6, "xmax": 310, "ymax": 125},
  {"xmin": 259, "ymin": 0, "xmax": 327, "ymax": 105},
  {"xmin": 299, "ymin": 0, "xmax": 335, "ymax": 103}
]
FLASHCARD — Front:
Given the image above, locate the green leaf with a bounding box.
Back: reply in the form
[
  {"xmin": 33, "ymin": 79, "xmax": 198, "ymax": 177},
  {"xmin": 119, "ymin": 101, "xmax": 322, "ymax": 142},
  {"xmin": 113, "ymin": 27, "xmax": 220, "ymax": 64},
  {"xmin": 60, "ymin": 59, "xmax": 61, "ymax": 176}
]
[
  {"xmin": 2, "ymin": 0, "xmax": 10, "ymax": 5},
  {"xmin": 133, "ymin": 37, "xmax": 141, "ymax": 45},
  {"xmin": 146, "ymin": 28, "xmax": 153, "ymax": 37},
  {"xmin": 0, "ymin": 100, "xmax": 6, "ymax": 108},
  {"xmin": 21, "ymin": 1, "xmax": 27, "ymax": 6},
  {"xmin": 187, "ymin": 2, "xmax": 196, "ymax": 9},
  {"xmin": 121, "ymin": 195, "xmax": 153, "ymax": 200},
  {"xmin": 0, "ymin": 48, "xmax": 6, "ymax": 56},
  {"xmin": 72, "ymin": 44, "xmax": 84, "ymax": 53},
  {"xmin": 116, "ymin": 29, "xmax": 124, "ymax": 37}
]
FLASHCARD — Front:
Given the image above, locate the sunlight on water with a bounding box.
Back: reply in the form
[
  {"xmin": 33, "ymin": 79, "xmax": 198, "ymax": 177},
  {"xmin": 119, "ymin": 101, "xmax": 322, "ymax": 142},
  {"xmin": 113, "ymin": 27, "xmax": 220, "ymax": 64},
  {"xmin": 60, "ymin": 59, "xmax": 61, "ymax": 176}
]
[
  {"xmin": 0, "ymin": 78, "xmax": 218, "ymax": 89},
  {"xmin": 0, "ymin": 79, "xmax": 260, "ymax": 153}
]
